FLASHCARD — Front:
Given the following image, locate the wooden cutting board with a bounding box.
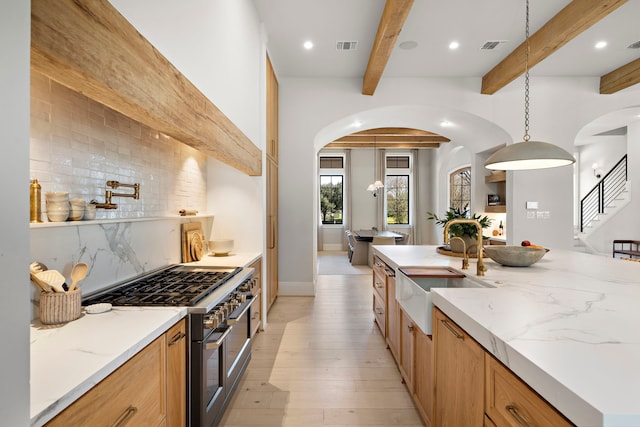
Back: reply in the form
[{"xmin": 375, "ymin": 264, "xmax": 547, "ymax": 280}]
[{"xmin": 181, "ymin": 222, "xmax": 204, "ymax": 262}]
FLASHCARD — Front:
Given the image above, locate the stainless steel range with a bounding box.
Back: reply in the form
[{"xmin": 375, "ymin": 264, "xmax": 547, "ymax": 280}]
[{"xmin": 83, "ymin": 264, "xmax": 257, "ymax": 427}]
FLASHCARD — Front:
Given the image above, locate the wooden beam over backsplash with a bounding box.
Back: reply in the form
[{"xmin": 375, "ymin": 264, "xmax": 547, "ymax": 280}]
[{"xmin": 31, "ymin": 0, "xmax": 262, "ymax": 176}]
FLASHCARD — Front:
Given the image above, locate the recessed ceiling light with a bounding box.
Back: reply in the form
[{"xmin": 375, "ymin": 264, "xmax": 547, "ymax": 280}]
[
  {"xmin": 351, "ymin": 120, "xmax": 362, "ymax": 128},
  {"xmin": 399, "ymin": 40, "xmax": 418, "ymax": 50},
  {"xmin": 595, "ymin": 41, "xmax": 607, "ymax": 49},
  {"xmin": 449, "ymin": 41, "xmax": 460, "ymax": 50},
  {"xmin": 303, "ymin": 41, "xmax": 314, "ymax": 50},
  {"xmin": 440, "ymin": 120, "xmax": 452, "ymax": 127}
]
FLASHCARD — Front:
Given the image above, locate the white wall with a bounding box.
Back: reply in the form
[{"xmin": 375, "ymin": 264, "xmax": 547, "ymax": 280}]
[
  {"xmin": 585, "ymin": 121, "xmax": 640, "ymax": 254},
  {"xmin": 578, "ymin": 137, "xmax": 627, "ymax": 197},
  {"xmin": 278, "ymin": 75, "xmax": 640, "ymax": 291},
  {"xmin": 110, "ymin": 0, "xmax": 265, "ymax": 255},
  {"xmin": 1, "ymin": 1, "xmax": 30, "ymax": 424},
  {"xmin": 350, "ymin": 149, "xmax": 377, "ymax": 230}
]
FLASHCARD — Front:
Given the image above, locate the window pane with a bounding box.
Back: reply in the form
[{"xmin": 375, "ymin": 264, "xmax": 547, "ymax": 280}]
[
  {"xmin": 450, "ymin": 168, "xmax": 471, "ymax": 212},
  {"xmin": 320, "ymin": 175, "xmax": 343, "ymax": 224},
  {"xmin": 386, "ymin": 156, "xmax": 410, "ymax": 169},
  {"xmin": 319, "ymin": 157, "xmax": 343, "ymax": 169},
  {"xmin": 386, "ymin": 175, "xmax": 409, "ymax": 224}
]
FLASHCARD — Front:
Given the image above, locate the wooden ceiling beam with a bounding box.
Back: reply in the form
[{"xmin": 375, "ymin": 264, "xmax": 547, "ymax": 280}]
[
  {"xmin": 31, "ymin": 0, "xmax": 262, "ymax": 176},
  {"xmin": 481, "ymin": 0, "xmax": 628, "ymax": 95},
  {"xmin": 362, "ymin": 0, "xmax": 414, "ymax": 96},
  {"xmin": 336, "ymin": 135, "xmax": 450, "ymax": 143},
  {"xmin": 600, "ymin": 57, "xmax": 640, "ymax": 94},
  {"xmin": 352, "ymin": 128, "xmax": 439, "ymax": 136},
  {"xmin": 325, "ymin": 141, "xmax": 441, "ymax": 149}
]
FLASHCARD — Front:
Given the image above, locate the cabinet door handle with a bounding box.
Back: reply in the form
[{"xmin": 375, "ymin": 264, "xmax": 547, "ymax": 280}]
[
  {"xmin": 375, "ymin": 281, "xmax": 384, "ymax": 288},
  {"xmin": 408, "ymin": 324, "xmax": 414, "ymax": 332},
  {"xmin": 506, "ymin": 404, "xmax": 533, "ymax": 427},
  {"xmin": 168, "ymin": 331, "xmax": 185, "ymax": 346},
  {"xmin": 110, "ymin": 405, "xmax": 137, "ymax": 427},
  {"xmin": 440, "ymin": 319, "xmax": 464, "ymax": 339},
  {"xmin": 375, "ymin": 308, "xmax": 384, "ymax": 315}
]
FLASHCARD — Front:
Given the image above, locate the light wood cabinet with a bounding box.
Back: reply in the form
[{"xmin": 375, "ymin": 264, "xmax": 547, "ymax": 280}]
[
  {"xmin": 47, "ymin": 319, "xmax": 187, "ymax": 427},
  {"xmin": 166, "ymin": 319, "xmax": 186, "ymax": 427},
  {"xmin": 386, "ymin": 273, "xmax": 400, "ymax": 362},
  {"xmin": 266, "ymin": 55, "xmax": 279, "ymax": 311},
  {"xmin": 433, "ymin": 308, "xmax": 575, "ymax": 427},
  {"xmin": 266, "ymin": 55, "xmax": 278, "ymax": 161},
  {"xmin": 413, "ymin": 325, "xmax": 434, "ymax": 427},
  {"xmin": 433, "ymin": 307, "xmax": 485, "ymax": 427},
  {"xmin": 399, "ymin": 308, "xmax": 414, "ymax": 392},
  {"xmin": 372, "ymin": 257, "xmax": 387, "ymax": 335},
  {"xmin": 248, "ymin": 257, "xmax": 263, "ymax": 336},
  {"xmin": 485, "ymin": 354, "xmax": 573, "ymax": 427},
  {"xmin": 46, "ymin": 331, "xmax": 168, "ymax": 427}
]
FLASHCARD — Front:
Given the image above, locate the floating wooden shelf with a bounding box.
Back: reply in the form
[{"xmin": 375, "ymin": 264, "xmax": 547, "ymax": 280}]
[
  {"xmin": 485, "ymin": 171, "xmax": 506, "ymax": 183},
  {"xmin": 485, "ymin": 205, "xmax": 506, "ymax": 213}
]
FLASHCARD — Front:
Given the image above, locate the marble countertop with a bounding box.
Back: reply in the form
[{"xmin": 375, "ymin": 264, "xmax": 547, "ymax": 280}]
[
  {"xmin": 30, "ymin": 307, "xmax": 187, "ymax": 426},
  {"xmin": 30, "ymin": 252, "xmax": 261, "ymax": 426},
  {"xmin": 184, "ymin": 251, "xmax": 261, "ymax": 268},
  {"xmin": 373, "ymin": 245, "xmax": 640, "ymax": 427}
]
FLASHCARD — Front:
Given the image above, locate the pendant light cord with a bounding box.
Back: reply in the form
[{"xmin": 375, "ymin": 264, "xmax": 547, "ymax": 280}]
[{"xmin": 523, "ymin": 0, "xmax": 530, "ymax": 142}]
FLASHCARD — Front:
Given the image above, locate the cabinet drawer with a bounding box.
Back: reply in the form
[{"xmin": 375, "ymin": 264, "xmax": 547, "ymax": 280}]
[
  {"xmin": 47, "ymin": 336, "xmax": 166, "ymax": 427},
  {"xmin": 372, "ymin": 270, "xmax": 386, "ymax": 303},
  {"xmin": 485, "ymin": 354, "xmax": 574, "ymax": 427},
  {"xmin": 373, "ymin": 292, "xmax": 386, "ymax": 335}
]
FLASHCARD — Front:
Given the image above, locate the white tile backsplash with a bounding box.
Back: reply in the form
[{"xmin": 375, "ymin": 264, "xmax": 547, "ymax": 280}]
[
  {"xmin": 29, "ymin": 72, "xmax": 211, "ymax": 320},
  {"xmin": 30, "ymin": 72, "xmax": 207, "ymax": 220}
]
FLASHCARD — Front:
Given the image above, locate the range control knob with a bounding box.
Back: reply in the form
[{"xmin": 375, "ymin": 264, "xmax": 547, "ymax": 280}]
[{"xmin": 203, "ymin": 315, "xmax": 219, "ymax": 329}]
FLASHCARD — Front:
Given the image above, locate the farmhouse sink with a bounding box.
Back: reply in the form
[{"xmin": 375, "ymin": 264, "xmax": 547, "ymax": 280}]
[{"xmin": 396, "ymin": 267, "xmax": 493, "ymax": 334}]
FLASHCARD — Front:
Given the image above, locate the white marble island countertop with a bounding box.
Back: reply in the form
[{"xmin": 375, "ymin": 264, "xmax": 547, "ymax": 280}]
[
  {"xmin": 30, "ymin": 306, "xmax": 187, "ymax": 426},
  {"xmin": 373, "ymin": 245, "xmax": 640, "ymax": 427}
]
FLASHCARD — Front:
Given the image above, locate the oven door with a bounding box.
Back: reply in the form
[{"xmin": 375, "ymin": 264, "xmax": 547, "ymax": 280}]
[
  {"xmin": 191, "ymin": 326, "xmax": 232, "ymax": 427},
  {"xmin": 225, "ymin": 295, "xmax": 256, "ymax": 390}
]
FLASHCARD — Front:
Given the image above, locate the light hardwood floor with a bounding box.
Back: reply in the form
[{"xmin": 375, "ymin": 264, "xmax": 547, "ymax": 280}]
[{"xmin": 219, "ymin": 255, "xmax": 424, "ymax": 426}]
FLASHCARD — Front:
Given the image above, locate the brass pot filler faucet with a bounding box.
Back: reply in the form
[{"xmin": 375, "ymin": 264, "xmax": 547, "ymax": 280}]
[{"xmin": 91, "ymin": 180, "xmax": 140, "ymax": 209}]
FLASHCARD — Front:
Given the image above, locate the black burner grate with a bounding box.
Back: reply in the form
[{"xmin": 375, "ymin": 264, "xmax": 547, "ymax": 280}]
[{"xmin": 83, "ymin": 266, "xmax": 240, "ymax": 307}]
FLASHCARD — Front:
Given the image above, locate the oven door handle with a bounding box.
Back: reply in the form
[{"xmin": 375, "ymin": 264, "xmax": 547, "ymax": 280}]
[
  {"xmin": 204, "ymin": 326, "xmax": 233, "ymax": 350},
  {"xmin": 227, "ymin": 296, "xmax": 256, "ymax": 325}
]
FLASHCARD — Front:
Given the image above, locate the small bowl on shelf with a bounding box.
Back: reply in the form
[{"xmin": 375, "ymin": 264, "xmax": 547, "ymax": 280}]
[
  {"xmin": 483, "ymin": 245, "xmax": 546, "ymax": 267},
  {"xmin": 208, "ymin": 239, "xmax": 234, "ymax": 256}
]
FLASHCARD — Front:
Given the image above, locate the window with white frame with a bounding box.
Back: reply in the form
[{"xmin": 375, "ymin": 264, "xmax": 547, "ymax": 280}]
[
  {"xmin": 385, "ymin": 155, "xmax": 411, "ymax": 225},
  {"xmin": 319, "ymin": 155, "xmax": 344, "ymax": 225}
]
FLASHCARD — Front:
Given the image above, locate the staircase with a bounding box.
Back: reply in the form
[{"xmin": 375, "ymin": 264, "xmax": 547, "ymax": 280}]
[{"xmin": 579, "ymin": 155, "xmax": 629, "ymax": 235}]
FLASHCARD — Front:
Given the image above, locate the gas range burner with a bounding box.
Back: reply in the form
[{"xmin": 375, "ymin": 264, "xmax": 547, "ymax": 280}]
[{"xmin": 83, "ymin": 265, "xmax": 242, "ymax": 307}]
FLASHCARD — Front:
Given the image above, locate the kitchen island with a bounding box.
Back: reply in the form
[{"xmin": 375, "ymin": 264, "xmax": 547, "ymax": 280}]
[{"xmin": 373, "ymin": 245, "xmax": 640, "ymax": 427}]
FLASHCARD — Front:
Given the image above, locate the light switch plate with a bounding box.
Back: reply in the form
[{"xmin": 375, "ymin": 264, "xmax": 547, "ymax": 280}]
[{"xmin": 526, "ymin": 201, "xmax": 539, "ymax": 210}]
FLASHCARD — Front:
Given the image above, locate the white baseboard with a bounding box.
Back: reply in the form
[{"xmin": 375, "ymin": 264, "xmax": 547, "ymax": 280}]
[
  {"xmin": 278, "ymin": 281, "xmax": 315, "ymax": 296},
  {"xmin": 322, "ymin": 244, "xmax": 344, "ymax": 251}
]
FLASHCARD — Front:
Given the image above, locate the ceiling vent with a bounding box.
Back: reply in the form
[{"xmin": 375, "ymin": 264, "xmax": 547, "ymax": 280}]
[
  {"xmin": 480, "ymin": 40, "xmax": 508, "ymax": 50},
  {"xmin": 336, "ymin": 41, "xmax": 358, "ymax": 51},
  {"xmin": 627, "ymin": 40, "xmax": 640, "ymax": 49}
]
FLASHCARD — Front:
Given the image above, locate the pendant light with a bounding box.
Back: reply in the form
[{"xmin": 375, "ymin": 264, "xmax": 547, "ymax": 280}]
[
  {"xmin": 485, "ymin": 0, "xmax": 575, "ymax": 171},
  {"xmin": 367, "ymin": 136, "xmax": 384, "ymax": 197}
]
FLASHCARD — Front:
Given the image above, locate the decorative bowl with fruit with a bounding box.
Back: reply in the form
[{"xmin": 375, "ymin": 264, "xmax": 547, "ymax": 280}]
[{"xmin": 483, "ymin": 241, "xmax": 547, "ymax": 267}]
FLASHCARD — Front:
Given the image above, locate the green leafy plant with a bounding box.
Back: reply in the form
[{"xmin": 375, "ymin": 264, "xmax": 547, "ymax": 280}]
[{"xmin": 426, "ymin": 204, "xmax": 492, "ymax": 240}]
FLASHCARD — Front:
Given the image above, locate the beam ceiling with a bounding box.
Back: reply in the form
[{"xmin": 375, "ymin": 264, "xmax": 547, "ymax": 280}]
[
  {"xmin": 362, "ymin": 0, "xmax": 414, "ymax": 96},
  {"xmin": 481, "ymin": 0, "xmax": 628, "ymax": 95},
  {"xmin": 600, "ymin": 57, "xmax": 640, "ymax": 94},
  {"xmin": 325, "ymin": 128, "xmax": 449, "ymax": 149}
]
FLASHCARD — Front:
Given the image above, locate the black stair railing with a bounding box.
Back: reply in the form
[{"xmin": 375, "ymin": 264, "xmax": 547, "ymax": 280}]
[{"xmin": 580, "ymin": 154, "xmax": 627, "ymax": 232}]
